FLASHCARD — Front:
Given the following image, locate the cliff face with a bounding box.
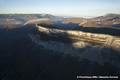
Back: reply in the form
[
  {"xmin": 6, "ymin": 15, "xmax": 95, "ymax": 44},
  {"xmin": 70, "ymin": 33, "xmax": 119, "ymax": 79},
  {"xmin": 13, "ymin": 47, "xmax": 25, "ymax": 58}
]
[{"xmin": 29, "ymin": 25, "xmax": 120, "ymax": 70}]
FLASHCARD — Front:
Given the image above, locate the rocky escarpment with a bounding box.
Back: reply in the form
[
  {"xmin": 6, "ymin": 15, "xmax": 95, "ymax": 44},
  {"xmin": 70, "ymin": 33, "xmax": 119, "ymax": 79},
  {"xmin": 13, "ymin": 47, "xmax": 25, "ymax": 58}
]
[{"xmin": 29, "ymin": 25, "xmax": 120, "ymax": 71}]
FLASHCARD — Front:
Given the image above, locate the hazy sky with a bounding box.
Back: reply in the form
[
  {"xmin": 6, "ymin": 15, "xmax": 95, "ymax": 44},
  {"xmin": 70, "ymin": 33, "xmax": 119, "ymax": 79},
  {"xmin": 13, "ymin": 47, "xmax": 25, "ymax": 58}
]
[{"xmin": 0, "ymin": 0, "xmax": 120, "ymax": 17}]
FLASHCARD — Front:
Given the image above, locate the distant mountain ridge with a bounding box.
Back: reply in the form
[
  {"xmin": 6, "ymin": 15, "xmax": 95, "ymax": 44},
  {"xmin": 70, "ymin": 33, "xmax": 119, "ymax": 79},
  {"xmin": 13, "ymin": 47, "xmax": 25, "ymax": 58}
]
[
  {"xmin": 24, "ymin": 18, "xmax": 54, "ymax": 25},
  {"xmin": 0, "ymin": 14, "xmax": 64, "ymax": 26},
  {"xmin": 0, "ymin": 13, "xmax": 120, "ymax": 29},
  {"xmin": 62, "ymin": 13, "xmax": 120, "ymax": 27}
]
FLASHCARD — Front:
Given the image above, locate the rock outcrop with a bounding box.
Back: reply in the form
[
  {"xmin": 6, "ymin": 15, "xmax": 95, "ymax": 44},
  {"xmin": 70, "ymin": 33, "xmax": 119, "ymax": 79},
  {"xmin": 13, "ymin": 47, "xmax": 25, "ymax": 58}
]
[{"xmin": 29, "ymin": 25, "xmax": 120, "ymax": 70}]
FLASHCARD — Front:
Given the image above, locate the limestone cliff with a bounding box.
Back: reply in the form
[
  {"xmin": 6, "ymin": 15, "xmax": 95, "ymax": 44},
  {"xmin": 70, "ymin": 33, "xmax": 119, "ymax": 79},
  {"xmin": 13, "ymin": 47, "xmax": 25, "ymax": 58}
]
[{"xmin": 29, "ymin": 24, "xmax": 120, "ymax": 72}]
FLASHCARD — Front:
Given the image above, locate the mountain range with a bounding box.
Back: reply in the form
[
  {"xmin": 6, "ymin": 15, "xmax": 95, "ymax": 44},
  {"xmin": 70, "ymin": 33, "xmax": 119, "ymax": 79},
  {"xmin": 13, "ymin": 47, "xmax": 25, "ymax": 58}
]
[{"xmin": 0, "ymin": 13, "xmax": 120, "ymax": 80}]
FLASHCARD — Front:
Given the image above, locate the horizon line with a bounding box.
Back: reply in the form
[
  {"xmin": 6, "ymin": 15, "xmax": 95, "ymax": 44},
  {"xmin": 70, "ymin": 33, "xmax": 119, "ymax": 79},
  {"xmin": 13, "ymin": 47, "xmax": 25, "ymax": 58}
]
[{"xmin": 0, "ymin": 13, "xmax": 119, "ymax": 18}]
